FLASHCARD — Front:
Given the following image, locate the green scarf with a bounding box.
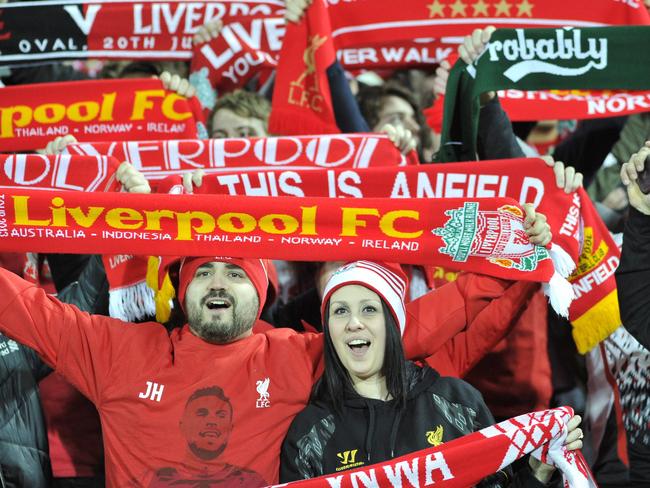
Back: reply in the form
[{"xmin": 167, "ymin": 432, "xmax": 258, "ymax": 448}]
[{"xmin": 437, "ymin": 26, "xmax": 650, "ymax": 163}]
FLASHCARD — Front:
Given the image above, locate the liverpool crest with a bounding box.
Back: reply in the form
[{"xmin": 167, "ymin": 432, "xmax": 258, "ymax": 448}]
[{"xmin": 432, "ymin": 202, "xmax": 550, "ymax": 271}]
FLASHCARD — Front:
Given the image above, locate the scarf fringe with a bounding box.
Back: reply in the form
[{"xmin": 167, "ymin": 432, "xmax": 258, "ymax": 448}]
[
  {"xmin": 108, "ymin": 281, "xmax": 156, "ymax": 322},
  {"xmin": 542, "ymin": 272, "xmax": 575, "ymax": 318},
  {"xmin": 571, "ymin": 289, "xmax": 621, "ymax": 354},
  {"xmin": 548, "ymin": 243, "xmax": 576, "ymax": 278}
]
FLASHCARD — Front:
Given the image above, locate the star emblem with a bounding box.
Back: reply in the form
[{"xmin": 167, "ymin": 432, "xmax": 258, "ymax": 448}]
[
  {"xmin": 450, "ymin": 0, "xmax": 467, "ymax": 17},
  {"xmin": 494, "ymin": 0, "xmax": 511, "ymax": 15},
  {"xmin": 517, "ymin": 0, "xmax": 534, "ymax": 17},
  {"xmin": 472, "ymin": 0, "xmax": 490, "ymax": 16},
  {"xmin": 427, "ymin": 0, "xmax": 446, "ymax": 17}
]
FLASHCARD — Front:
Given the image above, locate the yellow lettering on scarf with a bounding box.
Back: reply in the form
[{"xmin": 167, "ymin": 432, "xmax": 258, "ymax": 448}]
[
  {"xmin": 176, "ymin": 211, "xmax": 216, "ymax": 240},
  {"xmin": 161, "ymin": 93, "xmax": 191, "ymax": 121},
  {"xmin": 1, "ymin": 93, "xmax": 117, "ymax": 138},
  {"xmin": 216, "ymin": 212, "xmax": 256, "ymax": 233},
  {"xmin": 105, "ymin": 208, "xmax": 144, "ymax": 230},
  {"xmin": 379, "ymin": 210, "xmax": 422, "ymax": 238},
  {"xmin": 131, "ymin": 90, "xmax": 166, "ymax": 120},
  {"xmin": 1, "ymin": 105, "xmax": 32, "ymax": 138},
  {"xmin": 340, "ymin": 207, "xmax": 380, "ymax": 236},
  {"xmin": 66, "ymin": 206, "xmax": 105, "ymax": 228},
  {"xmin": 12, "ymin": 196, "xmax": 51, "ymax": 226},
  {"xmin": 300, "ymin": 206, "xmax": 317, "ymax": 235}
]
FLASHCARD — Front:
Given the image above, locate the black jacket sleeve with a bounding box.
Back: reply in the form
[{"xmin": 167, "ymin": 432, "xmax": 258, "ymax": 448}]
[
  {"xmin": 56, "ymin": 255, "xmax": 110, "ymax": 316},
  {"xmin": 327, "ymin": 61, "xmax": 370, "ymax": 133},
  {"xmin": 45, "ymin": 253, "xmax": 92, "ymax": 292},
  {"xmin": 476, "ymin": 97, "xmax": 525, "ymax": 161},
  {"xmin": 616, "ymin": 206, "xmax": 650, "ymax": 349},
  {"xmin": 24, "ymin": 346, "xmax": 52, "ymax": 382},
  {"xmin": 280, "ymin": 424, "xmax": 312, "ymax": 482}
]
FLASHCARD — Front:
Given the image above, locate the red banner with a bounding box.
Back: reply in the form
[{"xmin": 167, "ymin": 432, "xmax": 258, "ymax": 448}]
[
  {"xmin": 0, "ymin": 79, "xmax": 203, "ymax": 152},
  {"xmin": 190, "ymin": 0, "xmax": 650, "ymax": 95},
  {"xmin": 63, "ymin": 134, "xmax": 417, "ymax": 180},
  {"xmin": 2, "ymin": 0, "xmax": 648, "ymax": 69},
  {"xmin": 328, "ymin": 0, "xmax": 650, "ymax": 49},
  {"xmin": 0, "ymin": 154, "xmax": 121, "ymax": 192}
]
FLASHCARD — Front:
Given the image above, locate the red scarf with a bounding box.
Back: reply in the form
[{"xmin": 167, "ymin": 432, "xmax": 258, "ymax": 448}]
[
  {"xmin": 0, "ymin": 79, "xmax": 204, "ymax": 152},
  {"xmin": 63, "ymin": 134, "xmax": 417, "ymax": 181},
  {"xmin": 190, "ymin": 16, "xmax": 282, "ymax": 116},
  {"xmin": 0, "ymin": 0, "xmax": 286, "ymax": 65},
  {"xmin": 268, "ymin": 0, "xmax": 338, "ymax": 135},
  {"xmin": 0, "ymin": 154, "xmax": 121, "ymax": 192},
  {"xmin": 427, "ymin": 90, "xmax": 650, "ymax": 130},
  {"xmin": 498, "ymin": 89, "xmax": 650, "ymax": 121},
  {"xmin": 274, "ymin": 407, "xmax": 595, "ymax": 488}
]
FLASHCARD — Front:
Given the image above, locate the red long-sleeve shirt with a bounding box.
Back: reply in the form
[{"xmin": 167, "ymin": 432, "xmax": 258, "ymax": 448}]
[{"xmin": 0, "ymin": 267, "xmax": 530, "ymax": 486}]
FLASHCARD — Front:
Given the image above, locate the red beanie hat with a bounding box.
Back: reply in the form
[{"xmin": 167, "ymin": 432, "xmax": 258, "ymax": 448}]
[
  {"xmin": 321, "ymin": 261, "xmax": 408, "ymax": 336},
  {"xmin": 177, "ymin": 257, "xmax": 269, "ymax": 317}
]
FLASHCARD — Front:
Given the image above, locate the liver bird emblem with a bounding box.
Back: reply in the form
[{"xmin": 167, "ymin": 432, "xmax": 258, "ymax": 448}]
[
  {"xmin": 256, "ymin": 378, "xmax": 270, "ymax": 400},
  {"xmin": 426, "ymin": 425, "xmax": 444, "ymax": 446}
]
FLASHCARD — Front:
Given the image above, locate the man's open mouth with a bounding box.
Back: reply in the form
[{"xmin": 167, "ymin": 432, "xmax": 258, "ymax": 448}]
[{"xmin": 205, "ymin": 299, "xmax": 231, "ymax": 310}]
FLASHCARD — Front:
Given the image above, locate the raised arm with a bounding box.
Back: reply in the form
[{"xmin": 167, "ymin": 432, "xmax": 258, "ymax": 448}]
[
  {"xmin": 616, "ymin": 141, "xmax": 650, "ymax": 349},
  {"xmin": 0, "ymin": 267, "xmax": 136, "ymax": 403},
  {"xmin": 403, "ymin": 206, "xmax": 552, "ymax": 360}
]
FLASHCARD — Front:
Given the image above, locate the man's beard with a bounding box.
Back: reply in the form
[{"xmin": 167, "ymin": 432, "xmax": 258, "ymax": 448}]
[{"xmin": 187, "ymin": 290, "xmax": 259, "ymax": 344}]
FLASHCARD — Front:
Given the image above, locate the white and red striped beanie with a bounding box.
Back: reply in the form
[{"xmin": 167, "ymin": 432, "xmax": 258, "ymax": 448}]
[{"xmin": 321, "ymin": 261, "xmax": 408, "ymax": 336}]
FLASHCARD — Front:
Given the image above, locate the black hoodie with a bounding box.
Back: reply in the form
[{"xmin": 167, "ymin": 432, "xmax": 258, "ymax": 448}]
[{"xmin": 281, "ymin": 362, "xmax": 555, "ymax": 487}]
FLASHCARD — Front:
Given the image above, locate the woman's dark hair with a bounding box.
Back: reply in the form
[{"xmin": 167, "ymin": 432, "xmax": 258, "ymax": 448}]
[{"xmin": 312, "ymin": 299, "xmax": 407, "ymax": 415}]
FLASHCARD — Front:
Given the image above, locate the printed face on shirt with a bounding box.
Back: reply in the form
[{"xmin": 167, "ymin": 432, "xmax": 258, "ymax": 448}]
[
  {"xmin": 327, "ymin": 285, "xmax": 387, "ymax": 384},
  {"xmin": 211, "ymin": 108, "xmax": 268, "ymax": 138},
  {"xmin": 180, "ymin": 389, "xmax": 233, "ymax": 461},
  {"xmin": 185, "ymin": 262, "xmax": 259, "ymax": 344},
  {"xmin": 373, "ymin": 95, "xmax": 421, "ymax": 145}
]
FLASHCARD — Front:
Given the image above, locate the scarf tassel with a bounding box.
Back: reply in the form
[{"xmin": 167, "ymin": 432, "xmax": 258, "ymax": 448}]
[
  {"xmin": 146, "ymin": 256, "xmax": 176, "ymax": 324},
  {"xmin": 108, "ymin": 281, "xmax": 156, "ymax": 322}
]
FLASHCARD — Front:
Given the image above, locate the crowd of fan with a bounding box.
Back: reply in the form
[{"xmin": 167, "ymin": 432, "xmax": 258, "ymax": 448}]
[{"xmin": 1, "ymin": 1, "xmax": 650, "ymax": 487}]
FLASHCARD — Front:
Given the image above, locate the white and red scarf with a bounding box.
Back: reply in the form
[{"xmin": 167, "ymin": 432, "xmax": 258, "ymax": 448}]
[
  {"xmin": 2, "ymin": 0, "xmax": 647, "ymax": 68},
  {"xmin": 62, "ymin": 134, "xmax": 418, "ymax": 182},
  {"xmin": 275, "ymin": 407, "xmax": 595, "ymax": 488}
]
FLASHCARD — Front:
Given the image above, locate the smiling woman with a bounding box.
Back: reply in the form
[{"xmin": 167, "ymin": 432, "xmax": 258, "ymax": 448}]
[{"xmin": 280, "ymin": 260, "xmax": 583, "ymax": 486}]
